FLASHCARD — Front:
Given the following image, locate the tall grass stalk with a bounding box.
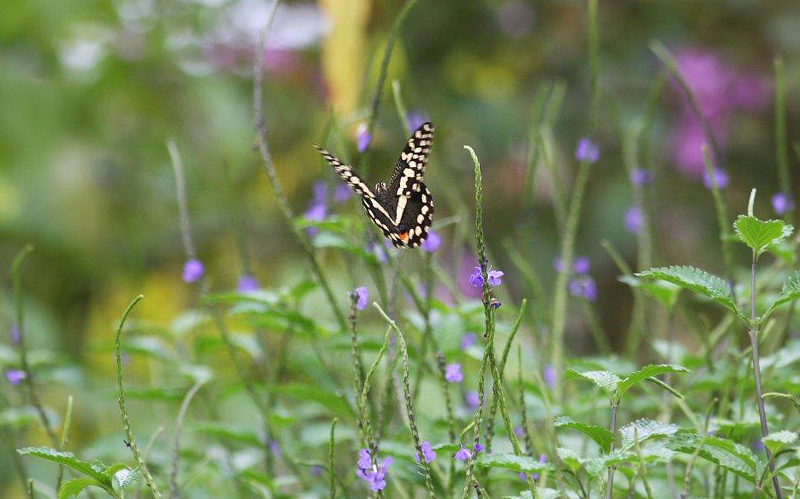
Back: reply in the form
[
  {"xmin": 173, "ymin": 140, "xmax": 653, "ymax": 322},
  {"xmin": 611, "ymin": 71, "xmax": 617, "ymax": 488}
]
[
  {"xmin": 775, "ymin": 57, "xmax": 790, "ymax": 200},
  {"xmin": 115, "ymin": 295, "xmax": 163, "ymax": 499},
  {"xmin": 55, "ymin": 395, "xmax": 74, "ymax": 492},
  {"xmin": 166, "ymin": 140, "xmax": 198, "ymax": 263},
  {"xmin": 588, "ymin": 0, "xmax": 600, "ymax": 131},
  {"xmin": 253, "ymin": 0, "xmax": 347, "ymax": 331},
  {"xmin": 358, "ymin": 0, "xmax": 421, "ymax": 176},
  {"xmin": 328, "ymin": 418, "xmax": 338, "ymax": 499},
  {"xmin": 169, "ymin": 380, "xmax": 206, "ymax": 499},
  {"xmin": 374, "ymin": 303, "xmax": 436, "ymax": 498}
]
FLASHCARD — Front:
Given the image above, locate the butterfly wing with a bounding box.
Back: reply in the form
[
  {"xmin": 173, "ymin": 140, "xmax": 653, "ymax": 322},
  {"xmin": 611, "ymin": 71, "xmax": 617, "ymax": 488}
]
[
  {"xmin": 393, "ymin": 181, "xmax": 434, "ymax": 248},
  {"xmin": 314, "ymin": 145, "xmax": 397, "ymax": 240},
  {"xmin": 388, "ymin": 122, "xmax": 434, "ymax": 198}
]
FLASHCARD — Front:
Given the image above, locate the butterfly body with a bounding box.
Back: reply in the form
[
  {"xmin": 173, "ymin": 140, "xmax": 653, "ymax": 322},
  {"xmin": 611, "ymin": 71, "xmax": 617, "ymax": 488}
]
[{"xmin": 315, "ymin": 122, "xmax": 435, "ymax": 248}]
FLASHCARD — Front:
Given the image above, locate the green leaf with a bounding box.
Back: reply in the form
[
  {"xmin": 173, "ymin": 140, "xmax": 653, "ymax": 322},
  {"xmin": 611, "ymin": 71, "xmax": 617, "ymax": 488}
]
[
  {"xmin": 636, "ymin": 266, "xmax": 739, "ymax": 316},
  {"xmin": 564, "ymin": 369, "xmax": 621, "ymax": 396},
  {"xmin": 554, "ymin": 416, "xmax": 614, "ymax": 453},
  {"xmin": 193, "ymin": 423, "xmax": 263, "ymax": 447},
  {"xmin": 668, "ymin": 431, "xmax": 763, "ymax": 482},
  {"xmin": 764, "ymin": 270, "xmax": 800, "ymax": 320},
  {"xmin": 503, "ymin": 489, "xmax": 560, "ymax": 499},
  {"xmin": 762, "ymin": 430, "xmax": 799, "ymax": 453},
  {"xmin": 111, "ymin": 468, "xmax": 140, "ymax": 494},
  {"xmin": 18, "ymin": 447, "xmax": 111, "ymax": 486},
  {"xmin": 475, "ymin": 453, "xmax": 552, "ymax": 473},
  {"xmin": 557, "ymin": 448, "xmax": 583, "ymax": 473},
  {"xmin": 734, "ymin": 216, "xmax": 792, "ymax": 255},
  {"xmin": 617, "ymin": 364, "xmax": 690, "ymax": 397},
  {"xmin": 619, "ymin": 419, "xmax": 680, "ymax": 449},
  {"xmin": 618, "ymin": 275, "xmax": 681, "ymax": 310},
  {"xmin": 58, "ymin": 478, "xmax": 106, "ymax": 499}
]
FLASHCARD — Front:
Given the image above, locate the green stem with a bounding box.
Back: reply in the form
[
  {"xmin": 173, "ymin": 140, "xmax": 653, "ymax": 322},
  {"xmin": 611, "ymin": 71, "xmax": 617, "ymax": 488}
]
[
  {"xmin": 253, "ymin": 0, "xmax": 347, "ymax": 331},
  {"xmin": 605, "ymin": 400, "xmax": 619, "ymax": 499},
  {"xmin": 169, "ymin": 380, "xmax": 206, "ymax": 499},
  {"xmin": 775, "ymin": 57, "xmax": 790, "ymax": 197},
  {"xmin": 588, "ymin": 0, "xmax": 600, "ymax": 131},
  {"xmin": 329, "ymin": 418, "xmax": 338, "ymax": 499},
  {"xmin": 750, "ymin": 254, "xmax": 783, "ymax": 499},
  {"xmin": 115, "ymin": 295, "xmax": 163, "ymax": 499},
  {"xmin": 551, "ymin": 159, "xmax": 593, "ymax": 396}
]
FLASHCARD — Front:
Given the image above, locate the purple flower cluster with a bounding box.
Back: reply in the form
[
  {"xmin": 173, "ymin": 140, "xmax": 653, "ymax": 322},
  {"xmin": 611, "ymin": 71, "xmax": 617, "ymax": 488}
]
[
  {"xmin": 420, "ymin": 229, "xmax": 441, "ymax": 253},
  {"xmin": 465, "ymin": 391, "xmax": 479, "ymax": 410},
  {"xmin": 356, "ymin": 449, "xmax": 393, "ymax": 492},
  {"xmin": 629, "ymin": 168, "xmax": 653, "ymax": 186},
  {"xmin": 356, "ymin": 123, "xmax": 371, "ymax": 153},
  {"xmin": 670, "ymin": 47, "xmax": 771, "ymax": 177},
  {"xmin": 624, "ymin": 206, "xmax": 643, "ymax": 234},
  {"xmin": 415, "ymin": 441, "xmax": 437, "ymax": 463},
  {"xmin": 575, "ymin": 138, "xmax": 600, "ymax": 164},
  {"xmin": 5, "ymin": 369, "xmax": 26, "ymax": 385},
  {"xmin": 554, "ymin": 256, "xmax": 597, "ymax": 301},
  {"xmin": 543, "ymin": 365, "xmax": 556, "ymax": 388},
  {"xmin": 182, "ymin": 259, "xmax": 204, "ymax": 283},
  {"xmin": 352, "ymin": 287, "xmax": 369, "ymax": 311},
  {"xmin": 460, "ymin": 333, "xmax": 477, "ymax": 351},
  {"xmin": 454, "ymin": 443, "xmax": 483, "ymax": 461},
  {"xmin": 469, "ymin": 267, "xmax": 504, "ymax": 288},
  {"xmin": 772, "ymin": 193, "xmax": 795, "ymax": 216},
  {"xmin": 702, "ymin": 167, "xmax": 729, "ymax": 190},
  {"xmin": 519, "ymin": 453, "xmax": 548, "ymax": 481},
  {"xmin": 237, "ymin": 275, "xmax": 259, "ymax": 292},
  {"xmin": 445, "ymin": 363, "xmax": 463, "ymax": 383}
]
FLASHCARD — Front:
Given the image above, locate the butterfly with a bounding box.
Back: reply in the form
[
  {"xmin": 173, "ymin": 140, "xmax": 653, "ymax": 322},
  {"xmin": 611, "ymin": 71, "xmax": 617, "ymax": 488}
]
[{"xmin": 314, "ymin": 122, "xmax": 435, "ymax": 248}]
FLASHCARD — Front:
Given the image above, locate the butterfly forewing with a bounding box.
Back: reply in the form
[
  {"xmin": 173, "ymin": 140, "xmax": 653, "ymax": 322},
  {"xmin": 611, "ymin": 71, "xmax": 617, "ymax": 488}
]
[{"xmin": 314, "ymin": 122, "xmax": 435, "ymax": 249}]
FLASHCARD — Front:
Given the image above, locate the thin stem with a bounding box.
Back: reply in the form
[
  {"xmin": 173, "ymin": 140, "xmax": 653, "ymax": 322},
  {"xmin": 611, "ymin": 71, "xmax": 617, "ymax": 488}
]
[
  {"xmin": 55, "ymin": 395, "xmax": 74, "ymax": 492},
  {"xmin": 253, "ymin": 0, "xmax": 347, "ymax": 331},
  {"xmin": 750, "ymin": 251, "xmax": 783, "ymax": 499},
  {"xmin": 167, "ymin": 140, "xmax": 197, "ymax": 261},
  {"xmin": 116, "ymin": 295, "xmax": 163, "ymax": 499},
  {"xmin": 551, "ymin": 159, "xmax": 593, "ymax": 397},
  {"xmin": 588, "ymin": 0, "xmax": 600, "ymax": 131},
  {"xmin": 775, "ymin": 57, "xmax": 790, "ymax": 197},
  {"xmin": 702, "ymin": 145, "xmax": 736, "ymax": 299},
  {"xmin": 169, "ymin": 380, "xmax": 206, "ymax": 499},
  {"xmin": 605, "ymin": 400, "xmax": 619, "ymax": 499},
  {"xmin": 357, "ymin": 0, "xmax": 421, "ymax": 176},
  {"xmin": 329, "ymin": 418, "xmax": 338, "ymax": 499}
]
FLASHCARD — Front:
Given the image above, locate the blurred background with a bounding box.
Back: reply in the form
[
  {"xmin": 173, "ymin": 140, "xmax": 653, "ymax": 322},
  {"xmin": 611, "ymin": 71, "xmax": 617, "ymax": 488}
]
[{"xmin": 2, "ymin": 0, "xmax": 800, "ymax": 494}]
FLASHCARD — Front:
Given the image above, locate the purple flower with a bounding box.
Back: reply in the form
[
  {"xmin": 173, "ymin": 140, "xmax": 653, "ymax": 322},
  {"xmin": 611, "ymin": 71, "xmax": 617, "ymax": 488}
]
[
  {"xmin": 487, "ymin": 270, "xmax": 504, "ymax": 287},
  {"xmin": 702, "ymin": 167, "xmax": 729, "ymax": 190},
  {"xmin": 469, "ymin": 266, "xmax": 504, "ymax": 288},
  {"xmin": 304, "ymin": 202, "xmax": 327, "ymax": 237},
  {"xmin": 312, "ymin": 181, "xmax": 328, "ymax": 206},
  {"xmin": 352, "ymin": 287, "xmax": 368, "ymax": 311},
  {"xmin": 421, "ymin": 230, "xmax": 441, "ymax": 252},
  {"xmin": 752, "ymin": 439, "xmax": 764, "ymax": 452},
  {"xmin": 454, "ymin": 447, "xmax": 471, "ymax": 461},
  {"xmin": 311, "ymin": 465, "xmax": 323, "ymax": 476},
  {"xmin": 237, "ymin": 275, "xmax": 259, "ymax": 292},
  {"xmin": 569, "ymin": 276, "xmax": 597, "ymax": 302},
  {"xmin": 356, "ymin": 123, "xmax": 371, "ymax": 153},
  {"xmin": 572, "ymin": 256, "xmax": 590, "ymax": 275},
  {"xmin": 407, "ymin": 112, "xmax": 429, "ymax": 133},
  {"xmin": 365, "ymin": 242, "xmax": 388, "ymax": 263},
  {"xmin": 575, "ymin": 138, "xmax": 600, "ymax": 164},
  {"xmin": 624, "ymin": 206, "xmax": 643, "ymax": 234},
  {"xmin": 415, "ymin": 441, "xmax": 437, "ymax": 463},
  {"xmin": 5, "ymin": 369, "xmax": 26, "ymax": 385},
  {"xmin": 445, "ymin": 363, "xmax": 463, "ymax": 383},
  {"xmin": 473, "ymin": 443, "xmax": 484, "ymax": 453},
  {"xmin": 356, "ymin": 449, "xmax": 392, "ymax": 492},
  {"xmin": 630, "ymin": 168, "xmax": 653, "ymax": 186},
  {"xmin": 182, "ymin": 259, "xmax": 205, "ymax": 283},
  {"xmin": 333, "ymin": 184, "xmax": 351, "ymax": 203},
  {"xmin": 490, "ymin": 298, "xmax": 502, "ymax": 309},
  {"xmin": 672, "ymin": 120, "xmax": 713, "ymax": 175},
  {"xmin": 460, "ymin": 334, "xmax": 477, "ymax": 350},
  {"xmin": 269, "ymin": 440, "xmax": 280, "ymax": 456},
  {"xmin": 10, "ymin": 324, "xmax": 19, "ymax": 344},
  {"xmin": 543, "ymin": 365, "xmax": 556, "ymax": 388},
  {"xmin": 554, "ymin": 257, "xmax": 590, "ymax": 275},
  {"xmin": 520, "ymin": 453, "xmax": 548, "ymax": 481},
  {"xmin": 465, "ymin": 391, "xmax": 479, "ymax": 410},
  {"xmin": 772, "ymin": 193, "xmax": 795, "ymax": 216}
]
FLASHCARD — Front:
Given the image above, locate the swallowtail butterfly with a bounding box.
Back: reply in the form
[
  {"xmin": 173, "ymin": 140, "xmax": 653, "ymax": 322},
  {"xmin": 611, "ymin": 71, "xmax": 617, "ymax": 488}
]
[{"xmin": 314, "ymin": 122, "xmax": 435, "ymax": 248}]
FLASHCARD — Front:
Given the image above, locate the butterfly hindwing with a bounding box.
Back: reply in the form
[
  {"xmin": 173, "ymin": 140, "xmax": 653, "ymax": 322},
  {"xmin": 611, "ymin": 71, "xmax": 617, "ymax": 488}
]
[{"xmin": 314, "ymin": 122, "xmax": 435, "ymax": 249}]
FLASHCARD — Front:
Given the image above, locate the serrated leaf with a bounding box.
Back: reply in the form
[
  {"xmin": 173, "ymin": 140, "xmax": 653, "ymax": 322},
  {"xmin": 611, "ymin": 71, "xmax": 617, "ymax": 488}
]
[
  {"xmin": 734, "ymin": 216, "xmax": 792, "ymax": 255},
  {"xmin": 617, "ymin": 364, "xmax": 690, "ymax": 397},
  {"xmin": 557, "ymin": 447, "xmax": 583, "ymax": 473},
  {"xmin": 503, "ymin": 489, "xmax": 559, "ymax": 499},
  {"xmin": 636, "ymin": 266, "xmax": 738, "ymax": 315},
  {"xmin": 668, "ymin": 430, "xmax": 762, "ymax": 482},
  {"xmin": 554, "ymin": 416, "xmax": 614, "ymax": 453},
  {"xmin": 112, "ymin": 468, "xmax": 140, "ymax": 493},
  {"xmin": 618, "ymin": 275, "xmax": 681, "ymax": 310},
  {"xmin": 565, "ymin": 369, "xmax": 621, "ymax": 396},
  {"xmin": 619, "ymin": 419, "xmax": 680, "ymax": 449},
  {"xmin": 763, "ymin": 431, "xmax": 799, "ymax": 453},
  {"xmin": 764, "ymin": 270, "xmax": 800, "ymax": 320},
  {"xmin": 18, "ymin": 447, "xmax": 111, "ymax": 486},
  {"xmin": 475, "ymin": 453, "xmax": 552, "ymax": 473},
  {"xmin": 58, "ymin": 478, "xmax": 106, "ymax": 499}
]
